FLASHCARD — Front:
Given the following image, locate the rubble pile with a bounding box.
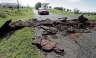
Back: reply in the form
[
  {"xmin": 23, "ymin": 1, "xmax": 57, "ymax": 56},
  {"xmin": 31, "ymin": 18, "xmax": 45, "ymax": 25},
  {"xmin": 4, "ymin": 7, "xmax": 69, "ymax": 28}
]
[
  {"xmin": 32, "ymin": 37, "xmax": 64, "ymax": 54},
  {"xmin": 0, "ymin": 15, "xmax": 96, "ymax": 37},
  {"xmin": 31, "ymin": 15, "xmax": 96, "ymax": 34}
]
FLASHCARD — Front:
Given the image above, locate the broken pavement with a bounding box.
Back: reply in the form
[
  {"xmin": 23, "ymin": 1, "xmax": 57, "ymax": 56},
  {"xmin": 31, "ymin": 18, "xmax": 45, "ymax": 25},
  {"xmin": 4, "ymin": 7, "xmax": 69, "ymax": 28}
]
[{"xmin": 0, "ymin": 15, "xmax": 96, "ymax": 58}]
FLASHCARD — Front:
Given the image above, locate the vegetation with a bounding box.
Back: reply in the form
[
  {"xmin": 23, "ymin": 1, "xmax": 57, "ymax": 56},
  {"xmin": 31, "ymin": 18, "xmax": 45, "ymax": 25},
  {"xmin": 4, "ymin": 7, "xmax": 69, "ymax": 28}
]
[
  {"xmin": 0, "ymin": 8, "xmax": 33, "ymax": 25},
  {"xmin": 0, "ymin": 8, "xmax": 40, "ymax": 58},
  {"xmin": 54, "ymin": 7, "xmax": 63, "ymax": 11},
  {"xmin": 49, "ymin": 6, "xmax": 51, "ymax": 9},
  {"xmin": 35, "ymin": 2, "xmax": 49, "ymax": 10},
  {"xmin": 35, "ymin": 2, "xmax": 42, "ymax": 10},
  {"xmin": 49, "ymin": 9, "xmax": 96, "ymax": 20},
  {"xmin": 74, "ymin": 8, "xmax": 80, "ymax": 14},
  {"xmin": 42, "ymin": 3, "xmax": 49, "ymax": 8}
]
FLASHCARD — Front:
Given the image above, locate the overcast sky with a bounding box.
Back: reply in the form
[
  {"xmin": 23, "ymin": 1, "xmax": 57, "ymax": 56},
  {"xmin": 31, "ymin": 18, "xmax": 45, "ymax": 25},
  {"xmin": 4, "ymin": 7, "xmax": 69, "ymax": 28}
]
[{"xmin": 0, "ymin": 0, "xmax": 96, "ymax": 12}]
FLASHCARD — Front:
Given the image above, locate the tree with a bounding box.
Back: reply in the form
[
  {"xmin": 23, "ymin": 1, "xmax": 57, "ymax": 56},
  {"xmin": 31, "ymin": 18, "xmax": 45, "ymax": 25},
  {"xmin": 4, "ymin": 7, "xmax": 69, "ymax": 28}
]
[
  {"xmin": 74, "ymin": 8, "xmax": 80, "ymax": 14},
  {"xmin": 67, "ymin": 9, "xmax": 69, "ymax": 12},
  {"xmin": 93, "ymin": 12, "xmax": 96, "ymax": 15},
  {"xmin": 41, "ymin": 3, "xmax": 49, "ymax": 9},
  {"xmin": 69, "ymin": 10, "xmax": 71, "ymax": 12},
  {"xmin": 49, "ymin": 6, "xmax": 51, "ymax": 8},
  {"xmin": 35, "ymin": 2, "xmax": 42, "ymax": 10},
  {"xmin": 63, "ymin": 8, "xmax": 66, "ymax": 11},
  {"xmin": 54, "ymin": 7, "xmax": 63, "ymax": 11}
]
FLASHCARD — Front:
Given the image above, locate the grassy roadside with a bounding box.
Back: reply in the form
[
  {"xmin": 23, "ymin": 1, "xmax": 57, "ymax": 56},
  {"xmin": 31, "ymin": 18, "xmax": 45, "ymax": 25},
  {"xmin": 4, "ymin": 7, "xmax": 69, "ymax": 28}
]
[
  {"xmin": 49, "ymin": 9, "xmax": 96, "ymax": 20},
  {"xmin": 0, "ymin": 8, "xmax": 33, "ymax": 26},
  {"xmin": 0, "ymin": 8, "xmax": 40, "ymax": 58}
]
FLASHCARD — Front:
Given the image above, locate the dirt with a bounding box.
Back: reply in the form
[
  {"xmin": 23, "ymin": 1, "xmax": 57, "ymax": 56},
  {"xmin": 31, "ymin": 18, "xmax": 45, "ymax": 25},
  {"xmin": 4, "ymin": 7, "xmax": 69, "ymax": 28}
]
[
  {"xmin": 67, "ymin": 33, "xmax": 81, "ymax": 39},
  {"xmin": 0, "ymin": 19, "xmax": 30, "ymax": 38}
]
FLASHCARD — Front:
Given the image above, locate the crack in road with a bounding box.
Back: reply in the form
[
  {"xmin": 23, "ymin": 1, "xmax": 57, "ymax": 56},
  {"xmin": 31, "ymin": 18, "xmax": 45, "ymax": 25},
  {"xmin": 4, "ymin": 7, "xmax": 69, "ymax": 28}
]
[{"xmin": 74, "ymin": 40, "xmax": 92, "ymax": 55}]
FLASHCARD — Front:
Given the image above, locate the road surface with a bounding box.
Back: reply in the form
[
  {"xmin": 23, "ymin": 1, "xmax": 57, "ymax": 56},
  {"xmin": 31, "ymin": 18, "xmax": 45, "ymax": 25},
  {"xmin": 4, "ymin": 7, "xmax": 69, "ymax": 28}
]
[
  {"xmin": 33, "ymin": 9, "xmax": 96, "ymax": 58},
  {"xmin": 33, "ymin": 9, "xmax": 77, "ymax": 20}
]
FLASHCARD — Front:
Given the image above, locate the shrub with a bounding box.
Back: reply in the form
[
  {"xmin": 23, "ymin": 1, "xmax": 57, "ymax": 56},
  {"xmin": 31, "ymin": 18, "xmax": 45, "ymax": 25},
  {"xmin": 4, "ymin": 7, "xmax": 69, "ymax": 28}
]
[
  {"xmin": 0, "ymin": 13, "xmax": 7, "ymax": 18},
  {"xmin": 54, "ymin": 7, "xmax": 63, "ymax": 11}
]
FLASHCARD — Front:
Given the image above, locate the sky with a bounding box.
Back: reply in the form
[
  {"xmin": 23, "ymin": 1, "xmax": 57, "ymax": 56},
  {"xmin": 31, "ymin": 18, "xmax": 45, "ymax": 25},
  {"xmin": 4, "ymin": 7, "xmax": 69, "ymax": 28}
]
[{"xmin": 0, "ymin": 0, "xmax": 96, "ymax": 12}]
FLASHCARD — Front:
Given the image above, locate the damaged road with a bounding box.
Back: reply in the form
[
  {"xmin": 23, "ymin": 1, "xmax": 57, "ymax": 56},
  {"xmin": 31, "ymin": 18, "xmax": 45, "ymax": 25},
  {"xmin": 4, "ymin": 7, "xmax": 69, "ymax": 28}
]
[
  {"xmin": 32, "ymin": 15, "xmax": 96, "ymax": 58},
  {"xmin": 0, "ymin": 14, "xmax": 96, "ymax": 58}
]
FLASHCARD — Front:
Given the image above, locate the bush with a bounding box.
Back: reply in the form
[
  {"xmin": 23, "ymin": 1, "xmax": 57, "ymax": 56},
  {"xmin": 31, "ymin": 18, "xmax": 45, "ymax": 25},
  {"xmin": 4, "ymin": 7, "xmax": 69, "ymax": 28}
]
[
  {"xmin": 11, "ymin": 8, "xmax": 14, "ymax": 10},
  {"xmin": 54, "ymin": 7, "xmax": 63, "ymax": 11},
  {"xmin": 7, "ymin": 12, "xmax": 13, "ymax": 16},
  {"xmin": 35, "ymin": 2, "xmax": 42, "ymax": 10},
  {"xmin": 0, "ymin": 13, "xmax": 7, "ymax": 18}
]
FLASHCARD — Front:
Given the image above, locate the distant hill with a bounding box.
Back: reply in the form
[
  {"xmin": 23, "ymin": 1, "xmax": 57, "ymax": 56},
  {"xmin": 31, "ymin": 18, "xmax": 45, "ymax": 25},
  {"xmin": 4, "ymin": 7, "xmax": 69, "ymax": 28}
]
[{"xmin": 0, "ymin": 3, "xmax": 24, "ymax": 8}]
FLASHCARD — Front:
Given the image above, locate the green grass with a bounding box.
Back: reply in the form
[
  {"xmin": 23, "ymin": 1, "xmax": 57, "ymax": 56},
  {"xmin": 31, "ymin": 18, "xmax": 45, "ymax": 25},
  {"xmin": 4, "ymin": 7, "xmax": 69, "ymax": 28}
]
[
  {"xmin": 0, "ymin": 28, "xmax": 40, "ymax": 58},
  {"xmin": 0, "ymin": 8, "xmax": 40, "ymax": 58},
  {"xmin": 0, "ymin": 8, "xmax": 33, "ymax": 26},
  {"xmin": 49, "ymin": 9, "xmax": 96, "ymax": 20},
  {"xmin": 0, "ymin": 8, "xmax": 18, "ymax": 18}
]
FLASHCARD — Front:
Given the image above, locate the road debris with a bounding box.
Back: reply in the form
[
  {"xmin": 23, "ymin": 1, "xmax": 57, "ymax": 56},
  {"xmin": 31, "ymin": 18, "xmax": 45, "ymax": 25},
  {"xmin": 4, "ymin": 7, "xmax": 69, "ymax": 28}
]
[{"xmin": 32, "ymin": 37, "xmax": 64, "ymax": 55}]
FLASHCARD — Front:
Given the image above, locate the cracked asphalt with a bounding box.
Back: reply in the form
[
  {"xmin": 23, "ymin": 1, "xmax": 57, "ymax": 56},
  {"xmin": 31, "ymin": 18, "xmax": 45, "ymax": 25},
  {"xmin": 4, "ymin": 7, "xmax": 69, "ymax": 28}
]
[{"xmin": 33, "ymin": 9, "xmax": 96, "ymax": 58}]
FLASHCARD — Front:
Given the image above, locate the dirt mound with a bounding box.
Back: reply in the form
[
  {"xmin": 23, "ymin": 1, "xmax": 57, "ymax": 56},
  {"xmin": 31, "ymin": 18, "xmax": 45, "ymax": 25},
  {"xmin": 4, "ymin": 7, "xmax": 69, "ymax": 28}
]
[
  {"xmin": 0, "ymin": 19, "xmax": 30, "ymax": 38},
  {"xmin": 78, "ymin": 15, "xmax": 88, "ymax": 23}
]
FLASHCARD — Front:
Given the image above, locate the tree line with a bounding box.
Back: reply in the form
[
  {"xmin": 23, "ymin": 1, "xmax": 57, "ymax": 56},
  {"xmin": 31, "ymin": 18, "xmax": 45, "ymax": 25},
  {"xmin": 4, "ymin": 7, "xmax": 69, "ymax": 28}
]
[
  {"xmin": 34, "ymin": 2, "xmax": 96, "ymax": 16},
  {"xmin": 52, "ymin": 7, "xmax": 96, "ymax": 15},
  {"xmin": 35, "ymin": 2, "xmax": 49, "ymax": 10}
]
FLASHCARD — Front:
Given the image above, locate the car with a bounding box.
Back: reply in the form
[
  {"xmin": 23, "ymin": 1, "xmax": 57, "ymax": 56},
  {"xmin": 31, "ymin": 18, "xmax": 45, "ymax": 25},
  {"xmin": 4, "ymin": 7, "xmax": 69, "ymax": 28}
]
[{"xmin": 38, "ymin": 8, "xmax": 49, "ymax": 15}]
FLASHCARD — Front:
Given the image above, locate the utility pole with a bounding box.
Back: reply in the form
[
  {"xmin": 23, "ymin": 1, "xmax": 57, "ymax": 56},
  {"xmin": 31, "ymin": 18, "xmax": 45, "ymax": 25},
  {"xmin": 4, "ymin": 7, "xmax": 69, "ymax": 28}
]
[
  {"xmin": 27, "ymin": 3, "xmax": 29, "ymax": 9},
  {"xmin": 17, "ymin": 0, "xmax": 19, "ymax": 11}
]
